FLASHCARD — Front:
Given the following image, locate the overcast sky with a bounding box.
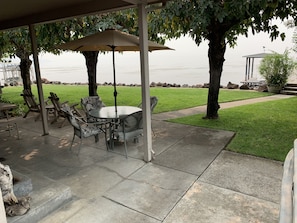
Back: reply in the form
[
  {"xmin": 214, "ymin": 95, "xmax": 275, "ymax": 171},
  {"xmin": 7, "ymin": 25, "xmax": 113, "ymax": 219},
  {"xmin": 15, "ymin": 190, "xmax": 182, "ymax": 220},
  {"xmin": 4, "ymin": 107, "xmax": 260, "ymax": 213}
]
[{"xmin": 5, "ymin": 19, "xmax": 297, "ymax": 85}]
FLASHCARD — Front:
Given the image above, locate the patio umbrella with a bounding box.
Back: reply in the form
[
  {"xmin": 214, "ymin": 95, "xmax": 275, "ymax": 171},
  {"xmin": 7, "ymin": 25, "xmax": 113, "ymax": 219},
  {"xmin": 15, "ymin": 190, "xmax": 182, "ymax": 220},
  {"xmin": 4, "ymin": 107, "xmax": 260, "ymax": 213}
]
[{"xmin": 56, "ymin": 29, "xmax": 172, "ymax": 112}]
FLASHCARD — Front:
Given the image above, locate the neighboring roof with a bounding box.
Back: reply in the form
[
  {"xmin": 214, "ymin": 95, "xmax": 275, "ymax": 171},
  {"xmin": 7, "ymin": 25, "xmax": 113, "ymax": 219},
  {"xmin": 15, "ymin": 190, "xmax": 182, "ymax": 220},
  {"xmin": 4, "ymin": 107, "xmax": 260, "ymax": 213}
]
[
  {"xmin": 242, "ymin": 52, "xmax": 272, "ymax": 58},
  {"xmin": 0, "ymin": 0, "xmax": 167, "ymax": 30}
]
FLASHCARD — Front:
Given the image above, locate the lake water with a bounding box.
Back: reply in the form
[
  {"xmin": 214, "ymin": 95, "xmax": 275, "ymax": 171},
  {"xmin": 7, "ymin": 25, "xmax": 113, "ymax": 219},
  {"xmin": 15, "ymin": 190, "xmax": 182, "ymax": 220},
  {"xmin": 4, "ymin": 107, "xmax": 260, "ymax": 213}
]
[{"xmin": 3, "ymin": 20, "xmax": 297, "ymax": 87}]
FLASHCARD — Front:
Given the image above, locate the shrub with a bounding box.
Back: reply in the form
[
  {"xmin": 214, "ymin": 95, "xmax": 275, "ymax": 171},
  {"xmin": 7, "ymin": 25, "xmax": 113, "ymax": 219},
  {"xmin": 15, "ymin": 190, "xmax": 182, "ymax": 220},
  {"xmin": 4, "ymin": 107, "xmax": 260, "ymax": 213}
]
[{"xmin": 259, "ymin": 50, "xmax": 296, "ymax": 86}]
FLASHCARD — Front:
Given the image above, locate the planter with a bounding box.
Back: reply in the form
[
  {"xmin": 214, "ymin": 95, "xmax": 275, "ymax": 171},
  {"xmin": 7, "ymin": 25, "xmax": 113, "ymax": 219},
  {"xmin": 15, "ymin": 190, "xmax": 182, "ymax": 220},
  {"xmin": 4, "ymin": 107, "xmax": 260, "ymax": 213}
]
[{"xmin": 267, "ymin": 85, "xmax": 282, "ymax": 93}]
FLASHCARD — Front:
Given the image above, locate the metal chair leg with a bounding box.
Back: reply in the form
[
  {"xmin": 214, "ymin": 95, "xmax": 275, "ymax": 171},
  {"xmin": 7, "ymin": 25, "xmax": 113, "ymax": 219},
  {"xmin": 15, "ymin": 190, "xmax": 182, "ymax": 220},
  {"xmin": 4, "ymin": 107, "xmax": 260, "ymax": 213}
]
[
  {"xmin": 14, "ymin": 123, "xmax": 20, "ymax": 140},
  {"xmin": 70, "ymin": 134, "xmax": 76, "ymax": 151},
  {"xmin": 123, "ymin": 133, "xmax": 128, "ymax": 159},
  {"xmin": 23, "ymin": 111, "xmax": 30, "ymax": 118}
]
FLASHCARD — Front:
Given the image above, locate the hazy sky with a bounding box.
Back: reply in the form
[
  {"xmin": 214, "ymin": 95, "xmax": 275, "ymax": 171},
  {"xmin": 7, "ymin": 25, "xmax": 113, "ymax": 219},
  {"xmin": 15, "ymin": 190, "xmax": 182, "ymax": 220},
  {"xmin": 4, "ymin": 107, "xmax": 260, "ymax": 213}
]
[{"xmin": 6, "ymin": 19, "xmax": 297, "ymax": 86}]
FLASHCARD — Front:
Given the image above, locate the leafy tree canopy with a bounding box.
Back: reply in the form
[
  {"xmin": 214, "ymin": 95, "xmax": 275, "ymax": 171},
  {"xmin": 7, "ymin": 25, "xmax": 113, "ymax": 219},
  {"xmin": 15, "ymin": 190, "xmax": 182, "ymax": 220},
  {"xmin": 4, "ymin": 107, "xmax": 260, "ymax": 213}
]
[
  {"xmin": 149, "ymin": 0, "xmax": 297, "ymax": 119},
  {"xmin": 151, "ymin": 0, "xmax": 297, "ymax": 46}
]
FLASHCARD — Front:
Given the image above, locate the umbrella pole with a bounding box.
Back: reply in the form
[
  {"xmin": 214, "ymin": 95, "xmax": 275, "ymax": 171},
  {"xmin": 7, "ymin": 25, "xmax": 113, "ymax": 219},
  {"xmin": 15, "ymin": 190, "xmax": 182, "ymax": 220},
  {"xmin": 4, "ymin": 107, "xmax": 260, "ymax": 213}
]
[{"xmin": 112, "ymin": 46, "xmax": 117, "ymax": 113}]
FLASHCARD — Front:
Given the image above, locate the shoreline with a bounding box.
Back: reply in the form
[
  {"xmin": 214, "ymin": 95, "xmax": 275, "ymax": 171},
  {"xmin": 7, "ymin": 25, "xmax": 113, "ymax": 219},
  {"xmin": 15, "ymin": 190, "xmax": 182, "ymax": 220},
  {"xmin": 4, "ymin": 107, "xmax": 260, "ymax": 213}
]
[{"xmin": 28, "ymin": 79, "xmax": 256, "ymax": 90}]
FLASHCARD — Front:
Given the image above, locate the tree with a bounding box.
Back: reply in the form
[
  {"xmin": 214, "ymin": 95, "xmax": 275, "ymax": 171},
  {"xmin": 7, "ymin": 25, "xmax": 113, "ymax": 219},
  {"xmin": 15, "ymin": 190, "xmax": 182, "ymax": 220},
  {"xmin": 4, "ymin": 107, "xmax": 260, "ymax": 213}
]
[
  {"xmin": 0, "ymin": 28, "xmax": 33, "ymax": 90},
  {"xmin": 0, "ymin": 24, "xmax": 66, "ymax": 90},
  {"xmin": 150, "ymin": 0, "xmax": 297, "ymax": 119},
  {"xmin": 0, "ymin": 15, "xmax": 127, "ymax": 95}
]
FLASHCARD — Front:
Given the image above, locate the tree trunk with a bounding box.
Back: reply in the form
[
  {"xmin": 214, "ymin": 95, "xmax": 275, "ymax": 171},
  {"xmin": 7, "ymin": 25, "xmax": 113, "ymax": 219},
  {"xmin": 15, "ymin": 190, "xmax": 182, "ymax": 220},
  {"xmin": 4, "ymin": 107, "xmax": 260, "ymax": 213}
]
[
  {"xmin": 82, "ymin": 51, "xmax": 99, "ymax": 96},
  {"xmin": 204, "ymin": 33, "xmax": 226, "ymax": 119},
  {"xmin": 19, "ymin": 57, "xmax": 32, "ymax": 91}
]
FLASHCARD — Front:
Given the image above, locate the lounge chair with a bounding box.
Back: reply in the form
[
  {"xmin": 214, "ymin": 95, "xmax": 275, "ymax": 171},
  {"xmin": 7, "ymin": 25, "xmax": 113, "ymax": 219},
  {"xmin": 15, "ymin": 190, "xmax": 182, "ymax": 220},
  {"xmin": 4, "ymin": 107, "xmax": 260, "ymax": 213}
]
[
  {"xmin": 48, "ymin": 92, "xmax": 80, "ymax": 127},
  {"xmin": 20, "ymin": 89, "xmax": 53, "ymax": 121}
]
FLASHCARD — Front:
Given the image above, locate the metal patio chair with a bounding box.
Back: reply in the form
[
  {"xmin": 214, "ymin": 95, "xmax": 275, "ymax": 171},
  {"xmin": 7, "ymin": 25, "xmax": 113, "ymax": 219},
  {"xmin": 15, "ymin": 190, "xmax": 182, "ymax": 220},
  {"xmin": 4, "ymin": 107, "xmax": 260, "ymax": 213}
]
[
  {"xmin": 62, "ymin": 104, "xmax": 106, "ymax": 155},
  {"xmin": 80, "ymin": 96, "xmax": 106, "ymax": 123},
  {"xmin": 81, "ymin": 95, "xmax": 111, "ymax": 139},
  {"xmin": 113, "ymin": 111, "xmax": 143, "ymax": 158},
  {"xmin": 138, "ymin": 96, "xmax": 158, "ymax": 113}
]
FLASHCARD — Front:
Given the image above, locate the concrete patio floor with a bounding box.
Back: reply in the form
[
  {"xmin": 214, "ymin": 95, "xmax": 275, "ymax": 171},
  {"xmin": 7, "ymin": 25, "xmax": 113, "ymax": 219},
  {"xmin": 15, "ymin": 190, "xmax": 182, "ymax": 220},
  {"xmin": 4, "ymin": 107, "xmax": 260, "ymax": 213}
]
[{"xmin": 0, "ymin": 96, "xmax": 287, "ymax": 222}]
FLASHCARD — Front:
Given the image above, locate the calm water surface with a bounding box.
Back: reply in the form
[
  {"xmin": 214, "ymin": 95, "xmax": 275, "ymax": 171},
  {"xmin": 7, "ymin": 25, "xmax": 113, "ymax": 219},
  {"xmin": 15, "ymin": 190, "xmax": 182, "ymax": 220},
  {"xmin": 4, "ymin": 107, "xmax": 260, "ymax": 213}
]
[{"xmin": 3, "ymin": 21, "xmax": 296, "ymax": 87}]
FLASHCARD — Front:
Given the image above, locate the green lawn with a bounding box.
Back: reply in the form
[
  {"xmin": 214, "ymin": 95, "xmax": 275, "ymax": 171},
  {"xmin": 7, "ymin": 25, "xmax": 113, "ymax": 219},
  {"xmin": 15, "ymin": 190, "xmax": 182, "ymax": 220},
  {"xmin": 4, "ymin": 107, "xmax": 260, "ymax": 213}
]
[
  {"xmin": 1, "ymin": 84, "xmax": 272, "ymax": 114},
  {"xmin": 170, "ymin": 97, "xmax": 297, "ymax": 161},
  {"xmin": 2, "ymin": 84, "xmax": 291, "ymax": 162}
]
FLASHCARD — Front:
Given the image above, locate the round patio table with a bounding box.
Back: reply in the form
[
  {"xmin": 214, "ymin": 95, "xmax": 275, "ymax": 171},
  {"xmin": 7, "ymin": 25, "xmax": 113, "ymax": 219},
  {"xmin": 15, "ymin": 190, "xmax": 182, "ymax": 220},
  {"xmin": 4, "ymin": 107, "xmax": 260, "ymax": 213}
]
[
  {"xmin": 89, "ymin": 106, "xmax": 142, "ymax": 150},
  {"xmin": 89, "ymin": 106, "xmax": 141, "ymax": 119}
]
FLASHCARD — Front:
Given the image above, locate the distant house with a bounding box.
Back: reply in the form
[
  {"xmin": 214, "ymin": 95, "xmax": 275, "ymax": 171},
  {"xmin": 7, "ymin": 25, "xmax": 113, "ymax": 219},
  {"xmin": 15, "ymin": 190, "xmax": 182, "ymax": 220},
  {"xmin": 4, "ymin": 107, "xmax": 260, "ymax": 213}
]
[{"xmin": 0, "ymin": 63, "xmax": 21, "ymax": 86}]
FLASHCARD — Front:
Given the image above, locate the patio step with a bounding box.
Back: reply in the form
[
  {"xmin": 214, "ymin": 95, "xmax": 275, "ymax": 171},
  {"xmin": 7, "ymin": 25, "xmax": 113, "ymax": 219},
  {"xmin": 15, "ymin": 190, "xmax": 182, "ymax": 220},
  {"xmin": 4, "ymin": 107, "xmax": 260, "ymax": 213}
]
[
  {"xmin": 12, "ymin": 170, "xmax": 33, "ymax": 197},
  {"xmin": 281, "ymin": 83, "xmax": 297, "ymax": 95},
  {"xmin": 7, "ymin": 171, "xmax": 72, "ymax": 223}
]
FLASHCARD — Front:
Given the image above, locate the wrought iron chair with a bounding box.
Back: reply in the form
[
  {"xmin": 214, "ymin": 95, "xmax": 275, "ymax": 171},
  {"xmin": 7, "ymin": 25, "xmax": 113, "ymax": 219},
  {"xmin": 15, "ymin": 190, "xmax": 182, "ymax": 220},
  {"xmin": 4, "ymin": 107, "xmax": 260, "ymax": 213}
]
[
  {"xmin": 138, "ymin": 96, "xmax": 158, "ymax": 113},
  {"xmin": 113, "ymin": 111, "xmax": 143, "ymax": 158},
  {"xmin": 80, "ymin": 96, "xmax": 106, "ymax": 123},
  {"xmin": 138, "ymin": 96, "xmax": 158, "ymax": 135},
  {"xmin": 49, "ymin": 92, "xmax": 81, "ymax": 128},
  {"xmin": 81, "ymin": 96, "xmax": 111, "ymax": 140},
  {"xmin": 138, "ymin": 96, "xmax": 158, "ymax": 156},
  {"xmin": 62, "ymin": 104, "xmax": 106, "ymax": 155}
]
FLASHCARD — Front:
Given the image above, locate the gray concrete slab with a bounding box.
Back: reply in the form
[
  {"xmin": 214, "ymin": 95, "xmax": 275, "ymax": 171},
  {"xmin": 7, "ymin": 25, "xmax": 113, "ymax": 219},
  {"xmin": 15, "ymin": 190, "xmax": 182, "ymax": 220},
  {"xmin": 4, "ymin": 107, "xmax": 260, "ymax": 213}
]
[
  {"xmin": 153, "ymin": 126, "xmax": 234, "ymax": 175},
  {"xmin": 58, "ymin": 156, "xmax": 145, "ymax": 200},
  {"xmin": 163, "ymin": 181, "xmax": 279, "ymax": 223},
  {"xmin": 105, "ymin": 121, "xmax": 196, "ymax": 159},
  {"xmin": 41, "ymin": 197, "xmax": 161, "ymax": 223},
  {"xmin": 104, "ymin": 163, "xmax": 197, "ymax": 221},
  {"xmin": 0, "ymin": 95, "xmax": 288, "ymax": 223},
  {"xmin": 199, "ymin": 150, "xmax": 283, "ymax": 204}
]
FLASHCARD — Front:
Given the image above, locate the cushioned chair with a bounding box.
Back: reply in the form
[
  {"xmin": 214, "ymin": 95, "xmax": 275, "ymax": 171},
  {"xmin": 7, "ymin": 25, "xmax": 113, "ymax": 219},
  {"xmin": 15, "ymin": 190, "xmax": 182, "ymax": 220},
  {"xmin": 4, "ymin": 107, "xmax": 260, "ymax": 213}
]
[
  {"xmin": 113, "ymin": 111, "xmax": 143, "ymax": 158},
  {"xmin": 149, "ymin": 96, "xmax": 158, "ymax": 113},
  {"xmin": 138, "ymin": 96, "xmax": 158, "ymax": 135},
  {"xmin": 80, "ymin": 96, "xmax": 106, "ymax": 123},
  {"xmin": 62, "ymin": 104, "xmax": 105, "ymax": 155},
  {"xmin": 138, "ymin": 96, "xmax": 158, "ymax": 114},
  {"xmin": 81, "ymin": 96, "xmax": 110, "ymax": 141},
  {"xmin": 138, "ymin": 96, "xmax": 158, "ymax": 156}
]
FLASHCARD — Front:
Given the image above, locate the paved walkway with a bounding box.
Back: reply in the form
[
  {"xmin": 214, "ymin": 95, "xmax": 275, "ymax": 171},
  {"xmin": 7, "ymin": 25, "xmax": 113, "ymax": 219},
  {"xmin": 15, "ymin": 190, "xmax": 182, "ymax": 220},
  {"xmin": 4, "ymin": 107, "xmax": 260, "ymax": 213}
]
[
  {"xmin": 0, "ymin": 94, "xmax": 292, "ymax": 223},
  {"xmin": 154, "ymin": 94, "xmax": 294, "ymax": 120}
]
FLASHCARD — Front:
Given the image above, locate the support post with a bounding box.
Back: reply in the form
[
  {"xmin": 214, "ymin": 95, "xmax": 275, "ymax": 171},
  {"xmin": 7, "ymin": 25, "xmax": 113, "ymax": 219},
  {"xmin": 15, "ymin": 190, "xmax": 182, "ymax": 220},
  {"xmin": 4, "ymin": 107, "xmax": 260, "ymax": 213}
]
[
  {"xmin": 29, "ymin": 24, "xmax": 49, "ymax": 135},
  {"xmin": 138, "ymin": 2, "xmax": 152, "ymax": 162}
]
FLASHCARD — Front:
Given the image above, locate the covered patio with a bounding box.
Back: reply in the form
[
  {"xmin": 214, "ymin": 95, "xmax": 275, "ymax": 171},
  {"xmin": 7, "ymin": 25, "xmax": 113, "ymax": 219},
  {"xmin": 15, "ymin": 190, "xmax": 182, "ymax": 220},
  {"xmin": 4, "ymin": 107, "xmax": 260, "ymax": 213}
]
[
  {"xmin": 0, "ymin": 0, "xmax": 172, "ymax": 162},
  {"xmin": 0, "ymin": 112, "xmax": 282, "ymax": 222},
  {"xmin": 0, "ymin": 1, "xmax": 284, "ymax": 222}
]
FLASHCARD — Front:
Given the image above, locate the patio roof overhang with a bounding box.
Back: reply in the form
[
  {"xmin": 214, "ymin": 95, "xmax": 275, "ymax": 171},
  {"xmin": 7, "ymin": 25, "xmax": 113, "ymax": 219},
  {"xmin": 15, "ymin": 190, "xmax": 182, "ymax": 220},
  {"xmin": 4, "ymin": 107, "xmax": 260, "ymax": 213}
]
[{"xmin": 0, "ymin": 0, "xmax": 167, "ymax": 30}]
